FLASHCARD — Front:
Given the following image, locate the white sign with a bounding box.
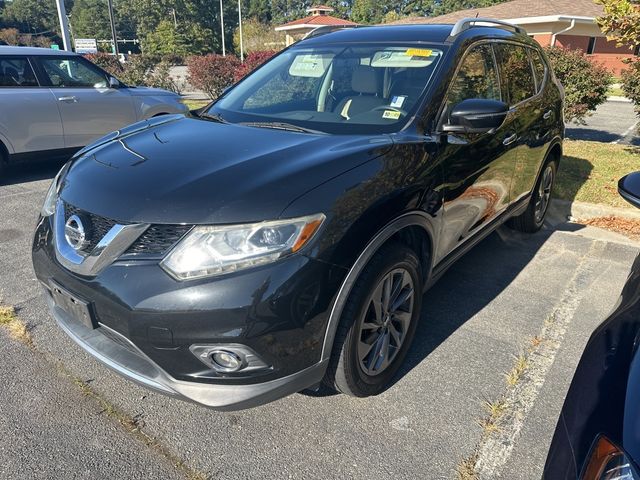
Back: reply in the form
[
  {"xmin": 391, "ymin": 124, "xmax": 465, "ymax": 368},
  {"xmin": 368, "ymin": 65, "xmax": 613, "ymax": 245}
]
[{"xmin": 74, "ymin": 38, "xmax": 98, "ymax": 54}]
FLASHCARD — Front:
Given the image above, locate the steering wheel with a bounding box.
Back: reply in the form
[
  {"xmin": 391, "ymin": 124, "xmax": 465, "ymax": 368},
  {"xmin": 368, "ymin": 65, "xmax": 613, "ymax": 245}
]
[{"xmin": 372, "ymin": 105, "xmax": 408, "ymax": 117}]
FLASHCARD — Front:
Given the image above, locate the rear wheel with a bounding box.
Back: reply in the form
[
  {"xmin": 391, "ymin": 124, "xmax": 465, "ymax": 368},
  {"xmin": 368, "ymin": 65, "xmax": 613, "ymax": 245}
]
[
  {"xmin": 324, "ymin": 243, "xmax": 423, "ymax": 397},
  {"xmin": 509, "ymin": 159, "xmax": 557, "ymax": 233}
]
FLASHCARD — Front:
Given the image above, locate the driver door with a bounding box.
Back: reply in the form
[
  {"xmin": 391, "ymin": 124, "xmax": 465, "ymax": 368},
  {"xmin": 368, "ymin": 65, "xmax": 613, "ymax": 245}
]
[
  {"xmin": 437, "ymin": 43, "xmax": 519, "ymax": 258},
  {"xmin": 35, "ymin": 55, "xmax": 136, "ymax": 148}
]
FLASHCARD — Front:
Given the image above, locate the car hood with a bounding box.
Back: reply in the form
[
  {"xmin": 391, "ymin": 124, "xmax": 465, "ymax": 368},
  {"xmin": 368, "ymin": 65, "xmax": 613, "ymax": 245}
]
[
  {"xmin": 60, "ymin": 115, "xmax": 393, "ymax": 224},
  {"xmin": 128, "ymin": 86, "xmax": 178, "ymax": 97}
]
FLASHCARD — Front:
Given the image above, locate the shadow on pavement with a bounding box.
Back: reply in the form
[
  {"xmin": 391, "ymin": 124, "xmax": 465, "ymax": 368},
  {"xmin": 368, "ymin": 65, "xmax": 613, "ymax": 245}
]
[
  {"xmin": 0, "ymin": 159, "xmax": 66, "ymax": 186},
  {"xmin": 566, "ymin": 127, "xmax": 640, "ymax": 146}
]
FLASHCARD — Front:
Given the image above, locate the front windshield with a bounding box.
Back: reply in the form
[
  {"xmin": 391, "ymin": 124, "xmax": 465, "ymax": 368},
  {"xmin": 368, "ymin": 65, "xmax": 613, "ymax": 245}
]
[{"xmin": 208, "ymin": 44, "xmax": 445, "ymax": 134}]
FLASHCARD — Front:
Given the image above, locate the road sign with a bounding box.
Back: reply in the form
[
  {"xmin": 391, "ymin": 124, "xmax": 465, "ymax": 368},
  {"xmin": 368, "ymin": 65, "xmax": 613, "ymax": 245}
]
[
  {"xmin": 50, "ymin": 44, "xmax": 60, "ymax": 50},
  {"xmin": 74, "ymin": 38, "xmax": 98, "ymax": 54}
]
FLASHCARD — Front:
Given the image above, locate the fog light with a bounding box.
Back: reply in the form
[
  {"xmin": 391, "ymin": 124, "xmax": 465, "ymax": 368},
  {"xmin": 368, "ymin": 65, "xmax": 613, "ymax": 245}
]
[{"xmin": 210, "ymin": 350, "xmax": 243, "ymax": 372}]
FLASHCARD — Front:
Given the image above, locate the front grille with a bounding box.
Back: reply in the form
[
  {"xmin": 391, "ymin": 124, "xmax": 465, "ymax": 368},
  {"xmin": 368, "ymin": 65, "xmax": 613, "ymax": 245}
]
[
  {"xmin": 63, "ymin": 202, "xmax": 191, "ymax": 258},
  {"xmin": 125, "ymin": 225, "xmax": 192, "ymax": 255},
  {"xmin": 64, "ymin": 203, "xmax": 119, "ymax": 253}
]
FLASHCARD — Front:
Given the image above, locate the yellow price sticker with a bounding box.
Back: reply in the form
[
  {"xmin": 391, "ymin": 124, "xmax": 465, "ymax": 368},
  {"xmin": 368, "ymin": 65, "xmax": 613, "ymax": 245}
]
[
  {"xmin": 405, "ymin": 48, "xmax": 433, "ymax": 57},
  {"xmin": 382, "ymin": 110, "xmax": 401, "ymax": 120}
]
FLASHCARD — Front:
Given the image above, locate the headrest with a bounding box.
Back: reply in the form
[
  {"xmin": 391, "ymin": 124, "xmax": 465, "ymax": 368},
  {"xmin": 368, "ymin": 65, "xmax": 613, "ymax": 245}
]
[{"xmin": 351, "ymin": 65, "xmax": 378, "ymax": 94}]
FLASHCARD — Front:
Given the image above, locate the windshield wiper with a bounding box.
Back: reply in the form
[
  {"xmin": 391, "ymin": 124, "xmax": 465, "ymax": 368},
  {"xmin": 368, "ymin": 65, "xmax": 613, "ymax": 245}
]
[
  {"xmin": 240, "ymin": 121, "xmax": 324, "ymax": 134},
  {"xmin": 197, "ymin": 111, "xmax": 227, "ymax": 123}
]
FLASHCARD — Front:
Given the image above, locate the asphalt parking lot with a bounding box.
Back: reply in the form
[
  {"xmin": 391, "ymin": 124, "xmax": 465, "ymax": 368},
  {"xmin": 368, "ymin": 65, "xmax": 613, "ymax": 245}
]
[
  {"xmin": 1, "ymin": 162, "xmax": 639, "ymax": 479},
  {"xmin": 566, "ymin": 99, "xmax": 639, "ymax": 145}
]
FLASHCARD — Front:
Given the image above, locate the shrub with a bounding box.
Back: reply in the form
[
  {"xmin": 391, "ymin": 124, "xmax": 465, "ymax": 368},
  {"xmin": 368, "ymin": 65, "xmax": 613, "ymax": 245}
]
[
  {"xmin": 621, "ymin": 59, "xmax": 640, "ymax": 121},
  {"xmin": 84, "ymin": 52, "xmax": 123, "ymax": 75},
  {"xmin": 84, "ymin": 53, "xmax": 182, "ymax": 94},
  {"xmin": 234, "ymin": 50, "xmax": 277, "ymax": 81},
  {"xmin": 544, "ymin": 46, "xmax": 612, "ymax": 123},
  {"xmin": 187, "ymin": 54, "xmax": 241, "ymax": 99}
]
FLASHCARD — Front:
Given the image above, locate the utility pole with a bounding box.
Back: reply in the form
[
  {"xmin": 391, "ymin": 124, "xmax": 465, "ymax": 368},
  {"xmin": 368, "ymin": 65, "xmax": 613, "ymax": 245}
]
[
  {"xmin": 107, "ymin": 0, "xmax": 119, "ymax": 56},
  {"xmin": 54, "ymin": 0, "xmax": 72, "ymax": 51},
  {"xmin": 219, "ymin": 0, "xmax": 226, "ymax": 56},
  {"xmin": 238, "ymin": 0, "xmax": 244, "ymax": 61}
]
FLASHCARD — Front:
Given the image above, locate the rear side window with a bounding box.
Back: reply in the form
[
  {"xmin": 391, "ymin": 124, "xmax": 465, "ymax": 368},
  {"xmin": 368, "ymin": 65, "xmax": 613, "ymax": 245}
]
[
  {"xmin": 494, "ymin": 44, "xmax": 536, "ymax": 105},
  {"xmin": 0, "ymin": 57, "xmax": 38, "ymax": 87},
  {"xmin": 447, "ymin": 44, "xmax": 501, "ymax": 107},
  {"xmin": 530, "ymin": 49, "xmax": 547, "ymax": 93},
  {"xmin": 38, "ymin": 57, "xmax": 108, "ymax": 88}
]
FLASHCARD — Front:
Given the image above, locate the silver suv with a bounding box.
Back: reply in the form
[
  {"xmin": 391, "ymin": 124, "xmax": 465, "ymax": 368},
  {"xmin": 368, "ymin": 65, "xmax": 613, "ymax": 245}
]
[{"xmin": 0, "ymin": 46, "xmax": 187, "ymax": 172}]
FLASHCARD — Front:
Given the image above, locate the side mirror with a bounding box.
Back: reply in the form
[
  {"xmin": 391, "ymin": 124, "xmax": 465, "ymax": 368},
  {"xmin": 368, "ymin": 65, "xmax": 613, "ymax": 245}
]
[
  {"xmin": 108, "ymin": 76, "xmax": 120, "ymax": 89},
  {"xmin": 618, "ymin": 172, "xmax": 640, "ymax": 209},
  {"xmin": 442, "ymin": 99, "xmax": 509, "ymax": 134}
]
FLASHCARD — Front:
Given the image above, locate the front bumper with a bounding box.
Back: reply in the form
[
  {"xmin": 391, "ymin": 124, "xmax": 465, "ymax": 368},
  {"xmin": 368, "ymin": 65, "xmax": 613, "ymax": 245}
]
[
  {"xmin": 33, "ymin": 213, "xmax": 345, "ymax": 410},
  {"xmin": 45, "ymin": 291, "xmax": 327, "ymax": 410}
]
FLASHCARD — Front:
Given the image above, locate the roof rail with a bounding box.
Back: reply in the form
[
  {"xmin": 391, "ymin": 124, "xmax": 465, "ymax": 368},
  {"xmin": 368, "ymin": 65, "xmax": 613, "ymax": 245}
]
[
  {"xmin": 449, "ymin": 17, "xmax": 525, "ymax": 38},
  {"xmin": 303, "ymin": 25, "xmax": 357, "ymax": 40}
]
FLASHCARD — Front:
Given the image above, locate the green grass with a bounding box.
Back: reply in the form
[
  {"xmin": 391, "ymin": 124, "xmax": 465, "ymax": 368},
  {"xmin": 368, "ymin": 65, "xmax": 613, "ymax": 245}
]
[
  {"xmin": 607, "ymin": 85, "xmax": 626, "ymax": 97},
  {"xmin": 181, "ymin": 99, "xmax": 210, "ymax": 110},
  {"xmin": 555, "ymin": 140, "xmax": 640, "ymax": 208}
]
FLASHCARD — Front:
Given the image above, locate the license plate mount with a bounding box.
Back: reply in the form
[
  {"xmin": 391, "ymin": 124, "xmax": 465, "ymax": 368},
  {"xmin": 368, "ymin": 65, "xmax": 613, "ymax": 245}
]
[{"xmin": 50, "ymin": 281, "xmax": 95, "ymax": 329}]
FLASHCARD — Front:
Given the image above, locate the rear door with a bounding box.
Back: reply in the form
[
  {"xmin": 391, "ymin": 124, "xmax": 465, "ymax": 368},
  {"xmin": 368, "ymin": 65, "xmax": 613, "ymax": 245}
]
[
  {"xmin": 493, "ymin": 43, "xmax": 542, "ymax": 204},
  {"xmin": 0, "ymin": 55, "xmax": 64, "ymax": 154},
  {"xmin": 34, "ymin": 55, "xmax": 136, "ymax": 148},
  {"xmin": 436, "ymin": 42, "xmax": 519, "ymax": 258}
]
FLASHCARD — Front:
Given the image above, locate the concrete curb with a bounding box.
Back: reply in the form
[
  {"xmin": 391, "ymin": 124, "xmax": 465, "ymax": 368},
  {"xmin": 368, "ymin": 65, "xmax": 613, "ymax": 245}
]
[
  {"xmin": 549, "ymin": 199, "xmax": 640, "ymax": 221},
  {"xmin": 607, "ymin": 95, "xmax": 632, "ymax": 103}
]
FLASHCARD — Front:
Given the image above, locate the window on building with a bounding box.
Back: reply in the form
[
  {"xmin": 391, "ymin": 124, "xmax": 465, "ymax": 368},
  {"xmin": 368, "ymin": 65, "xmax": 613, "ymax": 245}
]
[{"xmin": 587, "ymin": 37, "xmax": 596, "ymax": 55}]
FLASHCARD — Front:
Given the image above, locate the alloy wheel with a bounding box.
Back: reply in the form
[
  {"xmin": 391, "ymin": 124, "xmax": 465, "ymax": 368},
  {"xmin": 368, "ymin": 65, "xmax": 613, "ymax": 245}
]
[
  {"xmin": 534, "ymin": 164, "xmax": 554, "ymax": 224},
  {"xmin": 357, "ymin": 267, "xmax": 415, "ymax": 376}
]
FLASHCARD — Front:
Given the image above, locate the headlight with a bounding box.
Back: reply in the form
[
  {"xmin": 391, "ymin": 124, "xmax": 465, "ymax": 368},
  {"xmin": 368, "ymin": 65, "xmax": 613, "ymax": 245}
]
[
  {"xmin": 582, "ymin": 435, "xmax": 639, "ymax": 479},
  {"xmin": 160, "ymin": 213, "xmax": 325, "ymax": 280},
  {"xmin": 41, "ymin": 164, "xmax": 68, "ymax": 217}
]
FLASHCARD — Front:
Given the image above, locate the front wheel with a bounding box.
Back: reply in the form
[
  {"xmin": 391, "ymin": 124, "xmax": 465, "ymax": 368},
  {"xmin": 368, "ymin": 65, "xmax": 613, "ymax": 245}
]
[
  {"xmin": 509, "ymin": 160, "xmax": 557, "ymax": 233},
  {"xmin": 324, "ymin": 243, "xmax": 423, "ymax": 397}
]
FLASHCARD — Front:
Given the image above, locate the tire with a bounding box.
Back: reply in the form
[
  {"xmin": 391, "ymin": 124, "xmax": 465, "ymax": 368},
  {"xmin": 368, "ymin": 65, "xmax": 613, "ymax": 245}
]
[
  {"xmin": 509, "ymin": 158, "xmax": 558, "ymax": 233},
  {"xmin": 324, "ymin": 242, "xmax": 423, "ymax": 397}
]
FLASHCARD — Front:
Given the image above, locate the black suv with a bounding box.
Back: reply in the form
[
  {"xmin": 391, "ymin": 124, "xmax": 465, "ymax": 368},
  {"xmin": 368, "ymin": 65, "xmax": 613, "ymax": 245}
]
[{"xmin": 32, "ymin": 19, "xmax": 564, "ymax": 410}]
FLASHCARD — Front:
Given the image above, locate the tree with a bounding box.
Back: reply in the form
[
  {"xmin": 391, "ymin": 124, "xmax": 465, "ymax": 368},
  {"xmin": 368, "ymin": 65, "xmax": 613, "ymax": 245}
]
[
  {"xmin": 232, "ymin": 18, "xmax": 285, "ymax": 53},
  {"xmin": 596, "ymin": 0, "xmax": 640, "ymax": 123},
  {"xmin": 2, "ymin": 0, "xmax": 57, "ymax": 33},
  {"xmin": 143, "ymin": 20, "xmax": 190, "ymax": 57},
  {"xmin": 69, "ymin": 0, "xmax": 113, "ymax": 41},
  {"xmin": 596, "ymin": 0, "xmax": 640, "ymax": 49}
]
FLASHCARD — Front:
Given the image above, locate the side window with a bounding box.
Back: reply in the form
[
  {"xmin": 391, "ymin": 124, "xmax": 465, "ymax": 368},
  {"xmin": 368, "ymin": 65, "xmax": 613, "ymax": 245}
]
[
  {"xmin": 530, "ymin": 49, "xmax": 547, "ymax": 93},
  {"xmin": 0, "ymin": 57, "xmax": 38, "ymax": 87},
  {"xmin": 39, "ymin": 57, "xmax": 107, "ymax": 88},
  {"xmin": 494, "ymin": 44, "xmax": 536, "ymax": 105},
  {"xmin": 446, "ymin": 44, "xmax": 501, "ymax": 108}
]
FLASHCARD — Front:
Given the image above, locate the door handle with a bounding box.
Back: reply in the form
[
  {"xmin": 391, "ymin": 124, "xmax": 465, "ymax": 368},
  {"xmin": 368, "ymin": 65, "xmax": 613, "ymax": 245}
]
[
  {"xmin": 503, "ymin": 133, "xmax": 518, "ymax": 146},
  {"xmin": 543, "ymin": 110, "xmax": 553, "ymax": 120},
  {"xmin": 57, "ymin": 96, "xmax": 77, "ymax": 103}
]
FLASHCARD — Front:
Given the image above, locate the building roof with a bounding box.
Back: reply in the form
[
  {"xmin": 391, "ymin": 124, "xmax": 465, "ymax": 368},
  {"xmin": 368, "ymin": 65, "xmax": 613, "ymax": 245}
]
[
  {"xmin": 275, "ymin": 14, "xmax": 356, "ymax": 30},
  {"xmin": 391, "ymin": 0, "xmax": 604, "ymax": 25}
]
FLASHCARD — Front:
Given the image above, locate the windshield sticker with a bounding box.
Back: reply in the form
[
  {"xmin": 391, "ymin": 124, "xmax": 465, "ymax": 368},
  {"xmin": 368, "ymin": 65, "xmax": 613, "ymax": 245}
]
[
  {"xmin": 382, "ymin": 110, "xmax": 401, "ymax": 120},
  {"xmin": 390, "ymin": 96, "xmax": 406, "ymax": 108},
  {"xmin": 405, "ymin": 48, "xmax": 433, "ymax": 57},
  {"xmin": 371, "ymin": 50, "xmax": 439, "ymax": 68},
  {"xmin": 289, "ymin": 54, "xmax": 334, "ymax": 78}
]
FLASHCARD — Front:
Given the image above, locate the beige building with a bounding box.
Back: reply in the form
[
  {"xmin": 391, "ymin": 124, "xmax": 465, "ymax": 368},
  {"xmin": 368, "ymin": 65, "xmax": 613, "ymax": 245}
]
[
  {"xmin": 275, "ymin": 5, "xmax": 357, "ymax": 46},
  {"xmin": 392, "ymin": 0, "xmax": 638, "ymax": 75}
]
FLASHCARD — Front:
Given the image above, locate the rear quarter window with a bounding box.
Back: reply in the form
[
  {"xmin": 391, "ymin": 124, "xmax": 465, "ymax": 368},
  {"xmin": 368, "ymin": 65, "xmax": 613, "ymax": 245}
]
[{"xmin": 0, "ymin": 57, "xmax": 38, "ymax": 87}]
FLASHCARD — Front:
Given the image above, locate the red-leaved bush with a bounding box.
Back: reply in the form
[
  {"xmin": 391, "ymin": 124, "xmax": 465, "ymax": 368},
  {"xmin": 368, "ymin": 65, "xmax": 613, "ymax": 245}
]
[
  {"xmin": 187, "ymin": 54, "xmax": 241, "ymax": 99},
  {"xmin": 234, "ymin": 50, "xmax": 278, "ymax": 82},
  {"xmin": 84, "ymin": 52, "xmax": 123, "ymax": 75}
]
